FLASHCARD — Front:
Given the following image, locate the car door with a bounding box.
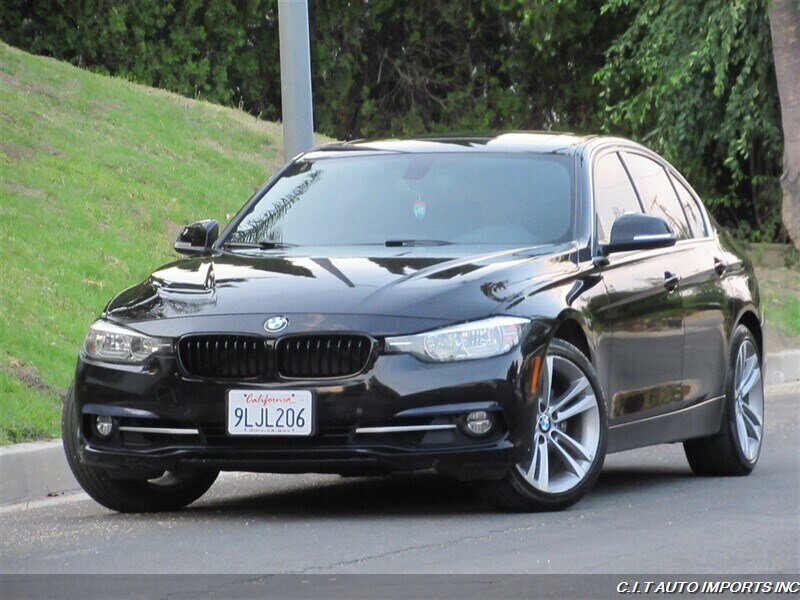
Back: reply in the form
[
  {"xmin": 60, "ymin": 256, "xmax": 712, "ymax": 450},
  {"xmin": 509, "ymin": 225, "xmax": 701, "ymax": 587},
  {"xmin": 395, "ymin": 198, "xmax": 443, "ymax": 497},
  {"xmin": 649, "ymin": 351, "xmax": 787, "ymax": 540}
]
[
  {"xmin": 666, "ymin": 171, "xmax": 728, "ymax": 406},
  {"xmin": 593, "ymin": 150, "xmax": 685, "ymax": 423}
]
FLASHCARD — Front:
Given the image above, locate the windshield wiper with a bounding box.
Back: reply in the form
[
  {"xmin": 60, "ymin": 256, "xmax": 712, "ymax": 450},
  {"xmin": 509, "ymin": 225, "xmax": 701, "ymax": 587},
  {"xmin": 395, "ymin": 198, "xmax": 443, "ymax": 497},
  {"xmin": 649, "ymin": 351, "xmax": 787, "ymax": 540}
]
[
  {"xmin": 223, "ymin": 240, "xmax": 296, "ymax": 250},
  {"xmin": 385, "ymin": 239, "xmax": 452, "ymax": 247}
]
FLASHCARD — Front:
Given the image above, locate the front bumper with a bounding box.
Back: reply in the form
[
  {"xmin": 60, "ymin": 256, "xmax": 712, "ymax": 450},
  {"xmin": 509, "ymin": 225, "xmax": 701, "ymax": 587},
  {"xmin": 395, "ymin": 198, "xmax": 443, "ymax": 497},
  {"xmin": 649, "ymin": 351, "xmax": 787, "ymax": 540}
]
[{"xmin": 73, "ymin": 347, "xmax": 538, "ymax": 480}]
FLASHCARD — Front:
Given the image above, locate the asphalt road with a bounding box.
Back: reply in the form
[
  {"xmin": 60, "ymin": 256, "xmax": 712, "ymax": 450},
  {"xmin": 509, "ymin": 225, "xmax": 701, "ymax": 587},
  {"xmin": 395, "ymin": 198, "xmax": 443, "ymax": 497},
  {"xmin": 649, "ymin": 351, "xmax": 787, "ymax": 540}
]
[{"xmin": 2, "ymin": 384, "xmax": 798, "ymax": 577}]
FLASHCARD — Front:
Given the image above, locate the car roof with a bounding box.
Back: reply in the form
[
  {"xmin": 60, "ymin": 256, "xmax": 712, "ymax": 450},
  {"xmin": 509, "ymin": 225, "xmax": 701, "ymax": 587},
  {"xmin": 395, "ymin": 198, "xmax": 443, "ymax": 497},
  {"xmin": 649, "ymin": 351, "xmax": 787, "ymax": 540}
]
[{"xmin": 304, "ymin": 132, "xmax": 643, "ymax": 159}]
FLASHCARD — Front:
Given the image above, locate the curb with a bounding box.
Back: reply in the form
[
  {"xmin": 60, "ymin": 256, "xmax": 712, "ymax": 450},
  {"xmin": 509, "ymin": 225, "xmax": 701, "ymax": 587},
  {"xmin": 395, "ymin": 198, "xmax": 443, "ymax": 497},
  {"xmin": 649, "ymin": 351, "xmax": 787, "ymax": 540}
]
[
  {"xmin": 0, "ymin": 440, "xmax": 77, "ymax": 505},
  {"xmin": 765, "ymin": 350, "xmax": 800, "ymax": 385},
  {"xmin": 1, "ymin": 351, "xmax": 798, "ymax": 506}
]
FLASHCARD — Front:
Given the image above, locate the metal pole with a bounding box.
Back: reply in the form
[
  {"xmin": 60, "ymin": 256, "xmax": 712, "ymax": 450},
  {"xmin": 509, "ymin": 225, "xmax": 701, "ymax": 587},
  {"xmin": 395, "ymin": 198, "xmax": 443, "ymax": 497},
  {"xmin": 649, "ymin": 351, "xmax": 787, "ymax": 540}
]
[{"xmin": 278, "ymin": 0, "xmax": 314, "ymax": 161}]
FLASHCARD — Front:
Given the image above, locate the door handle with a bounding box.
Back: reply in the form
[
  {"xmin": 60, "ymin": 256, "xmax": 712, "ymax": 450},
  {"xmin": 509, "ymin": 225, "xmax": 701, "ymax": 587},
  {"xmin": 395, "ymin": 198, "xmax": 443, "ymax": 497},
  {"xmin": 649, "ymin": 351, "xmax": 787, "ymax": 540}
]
[
  {"xmin": 664, "ymin": 271, "xmax": 680, "ymax": 292},
  {"xmin": 714, "ymin": 257, "xmax": 727, "ymax": 276}
]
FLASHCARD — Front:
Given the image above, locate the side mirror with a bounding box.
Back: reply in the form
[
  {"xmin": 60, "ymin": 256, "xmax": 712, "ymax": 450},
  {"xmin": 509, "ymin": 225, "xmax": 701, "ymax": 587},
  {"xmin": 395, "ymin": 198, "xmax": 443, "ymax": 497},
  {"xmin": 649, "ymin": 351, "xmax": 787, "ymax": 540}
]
[
  {"xmin": 600, "ymin": 213, "xmax": 677, "ymax": 256},
  {"xmin": 174, "ymin": 220, "xmax": 219, "ymax": 255}
]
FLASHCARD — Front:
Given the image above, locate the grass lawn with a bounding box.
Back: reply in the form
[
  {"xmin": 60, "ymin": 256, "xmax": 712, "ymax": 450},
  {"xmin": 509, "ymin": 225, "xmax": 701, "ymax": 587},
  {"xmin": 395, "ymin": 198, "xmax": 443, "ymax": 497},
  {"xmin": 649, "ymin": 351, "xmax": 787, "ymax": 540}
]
[
  {"xmin": 0, "ymin": 370, "xmax": 61, "ymax": 445},
  {"xmin": 0, "ymin": 43, "xmax": 329, "ymax": 443},
  {"xmin": 756, "ymin": 266, "xmax": 800, "ymax": 341}
]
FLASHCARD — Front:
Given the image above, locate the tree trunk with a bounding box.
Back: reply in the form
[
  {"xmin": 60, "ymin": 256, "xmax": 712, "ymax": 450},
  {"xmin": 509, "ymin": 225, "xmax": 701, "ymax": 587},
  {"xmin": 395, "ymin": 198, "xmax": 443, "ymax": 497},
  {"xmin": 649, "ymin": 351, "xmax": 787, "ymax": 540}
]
[{"xmin": 768, "ymin": 0, "xmax": 800, "ymax": 251}]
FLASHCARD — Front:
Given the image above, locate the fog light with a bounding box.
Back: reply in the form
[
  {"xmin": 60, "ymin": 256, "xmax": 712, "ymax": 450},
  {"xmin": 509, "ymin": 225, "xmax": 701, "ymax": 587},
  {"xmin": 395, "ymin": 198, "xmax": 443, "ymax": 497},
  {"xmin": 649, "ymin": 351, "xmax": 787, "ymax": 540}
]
[
  {"xmin": 94, "ymin": 415, "xmax": 114, "ymax": 438},
  {"xmin": 465, "ymin": 411, "xmax": 493, "ymax": 436}
]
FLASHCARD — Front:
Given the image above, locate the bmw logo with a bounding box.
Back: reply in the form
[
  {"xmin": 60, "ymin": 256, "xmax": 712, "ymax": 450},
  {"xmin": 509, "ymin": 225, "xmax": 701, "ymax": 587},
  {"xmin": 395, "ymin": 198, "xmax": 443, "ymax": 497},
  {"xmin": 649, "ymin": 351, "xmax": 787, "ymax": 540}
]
[
  {"xmin": 264, "ymin": 316, "xmax": 289, "ymax": 332},
  {"xmin": 538, "ymin": 414, "xmax": 551, "ymax": 432}
]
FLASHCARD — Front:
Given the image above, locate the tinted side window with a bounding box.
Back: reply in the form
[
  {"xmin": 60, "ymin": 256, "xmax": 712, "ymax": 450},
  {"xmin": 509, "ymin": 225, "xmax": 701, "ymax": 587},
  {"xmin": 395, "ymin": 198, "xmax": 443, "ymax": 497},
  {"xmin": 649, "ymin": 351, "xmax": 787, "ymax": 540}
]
[
  {"xmin": 670, "ymin": 174, "xmax": 707, "ymax": 238},
  {"xmin": 622, "ymin": 152, "xmax": 691, "ymax": 240},
  {"xmin": 593, "ymin": 152, "xmax": 643, "ymax": 243}
]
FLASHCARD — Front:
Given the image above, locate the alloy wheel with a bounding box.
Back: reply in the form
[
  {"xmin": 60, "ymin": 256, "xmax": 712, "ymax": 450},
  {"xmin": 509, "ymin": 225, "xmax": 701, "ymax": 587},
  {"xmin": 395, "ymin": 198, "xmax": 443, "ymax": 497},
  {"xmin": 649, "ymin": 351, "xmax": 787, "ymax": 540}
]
[
  {"xmin": 733, "ymin": 340, "xmax": 764, "ymax": 462},
  {"xmin": 516, "ymin": 354, "xmax": 601, "ymax": 494}
]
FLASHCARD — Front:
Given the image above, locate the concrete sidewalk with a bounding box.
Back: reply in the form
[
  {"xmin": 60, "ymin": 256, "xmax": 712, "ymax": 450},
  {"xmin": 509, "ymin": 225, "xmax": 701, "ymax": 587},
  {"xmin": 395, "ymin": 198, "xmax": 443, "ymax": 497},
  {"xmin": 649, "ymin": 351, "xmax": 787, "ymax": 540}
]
[{"xmin": 1, "ymin": 350, "xmax": 797, "ymax": 506}]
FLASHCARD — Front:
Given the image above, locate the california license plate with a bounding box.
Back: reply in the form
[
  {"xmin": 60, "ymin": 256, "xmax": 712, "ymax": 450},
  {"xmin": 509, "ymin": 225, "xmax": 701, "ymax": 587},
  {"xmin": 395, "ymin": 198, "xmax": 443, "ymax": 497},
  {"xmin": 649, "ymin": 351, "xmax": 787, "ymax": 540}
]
[{"xmin": 226, "ymin": 390, "xmax": 313, "ymax": 436}]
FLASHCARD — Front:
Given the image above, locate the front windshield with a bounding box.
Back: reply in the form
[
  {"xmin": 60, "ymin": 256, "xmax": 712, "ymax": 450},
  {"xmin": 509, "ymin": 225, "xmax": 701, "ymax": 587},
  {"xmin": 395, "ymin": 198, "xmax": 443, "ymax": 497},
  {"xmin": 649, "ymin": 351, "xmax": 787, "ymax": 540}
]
[{"xmin": 226, "ymin": 153, "xmax": 575, "ymax": 247}]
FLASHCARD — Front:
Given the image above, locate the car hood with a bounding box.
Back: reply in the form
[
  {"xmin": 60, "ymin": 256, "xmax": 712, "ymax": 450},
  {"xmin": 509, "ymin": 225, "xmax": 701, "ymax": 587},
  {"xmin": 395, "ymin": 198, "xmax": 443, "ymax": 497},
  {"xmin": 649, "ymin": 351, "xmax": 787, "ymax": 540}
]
[{"xmin": 105, "ymin": 244, "xmax": 578, "ymax": 335}]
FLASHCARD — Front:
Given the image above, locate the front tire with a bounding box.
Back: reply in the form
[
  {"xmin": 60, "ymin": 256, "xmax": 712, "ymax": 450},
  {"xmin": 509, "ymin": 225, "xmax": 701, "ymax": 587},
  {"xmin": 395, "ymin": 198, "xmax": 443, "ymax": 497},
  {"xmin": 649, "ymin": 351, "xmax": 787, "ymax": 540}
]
[
  {"xmin": 62, "ymin": 386, "xmax": 218, "ymax": 512},
  {"xmin": 473, "ymin": 339, "xmax": 608, "ymax": 511},
  {"xmin": 683, "ymin": 325, "xmax": 764, "ymax": 476}
]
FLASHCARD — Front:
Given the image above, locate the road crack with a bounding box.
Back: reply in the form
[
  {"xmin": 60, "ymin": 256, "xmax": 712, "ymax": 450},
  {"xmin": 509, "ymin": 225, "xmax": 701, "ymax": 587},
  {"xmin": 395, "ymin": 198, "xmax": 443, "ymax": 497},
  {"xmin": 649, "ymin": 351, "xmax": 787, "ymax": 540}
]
[{"xmin": 293, "ymin": 511, "xmax": 595, "ymax": 573}]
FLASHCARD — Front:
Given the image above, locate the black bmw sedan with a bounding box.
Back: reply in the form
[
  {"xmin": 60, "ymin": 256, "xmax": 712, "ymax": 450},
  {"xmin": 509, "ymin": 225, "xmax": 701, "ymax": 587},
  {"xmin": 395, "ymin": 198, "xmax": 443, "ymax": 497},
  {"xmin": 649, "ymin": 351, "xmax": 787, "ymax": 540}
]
[{"xmin": 63, "ymin": 133, "xmax": 765, "ymax": 512}]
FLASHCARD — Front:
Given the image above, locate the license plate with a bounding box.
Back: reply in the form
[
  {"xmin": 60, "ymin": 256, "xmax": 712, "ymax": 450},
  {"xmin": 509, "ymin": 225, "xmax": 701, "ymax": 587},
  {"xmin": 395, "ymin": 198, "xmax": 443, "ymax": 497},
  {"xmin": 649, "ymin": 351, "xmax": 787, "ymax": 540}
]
[{"xmin": 226, "ymin": 389, "xmax": 313, "ymax": 436}]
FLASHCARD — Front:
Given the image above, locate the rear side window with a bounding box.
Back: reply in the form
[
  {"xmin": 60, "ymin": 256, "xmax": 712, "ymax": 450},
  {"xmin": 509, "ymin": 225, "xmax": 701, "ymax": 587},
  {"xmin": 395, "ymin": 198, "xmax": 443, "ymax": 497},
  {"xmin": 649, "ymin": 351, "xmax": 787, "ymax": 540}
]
[
  {"xmin": 593, "ymin": 152, "xmax": 643, "ymax": 243},
  {"xmin": 670, "ymin": 174, "xmax": 707, "ymax": 238},
  {"xmin": 622, "ymin": 152, "xmax": 691, "ymax": 240}
]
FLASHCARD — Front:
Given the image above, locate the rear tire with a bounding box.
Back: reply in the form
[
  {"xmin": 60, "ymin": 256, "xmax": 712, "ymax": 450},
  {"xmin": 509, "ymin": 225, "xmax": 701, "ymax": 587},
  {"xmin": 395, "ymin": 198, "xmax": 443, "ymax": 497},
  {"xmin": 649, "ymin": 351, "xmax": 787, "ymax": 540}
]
[
  {"xmin": 62, "ymin": 386, "xmax": 218, "ymax": 512},
  {"xmin": 473, "ymin": 339, "xmax": 608, "ymax": 511},
  {"xmin": 683, "ymin": 325, "xmax": 764, "ymax": 476}
]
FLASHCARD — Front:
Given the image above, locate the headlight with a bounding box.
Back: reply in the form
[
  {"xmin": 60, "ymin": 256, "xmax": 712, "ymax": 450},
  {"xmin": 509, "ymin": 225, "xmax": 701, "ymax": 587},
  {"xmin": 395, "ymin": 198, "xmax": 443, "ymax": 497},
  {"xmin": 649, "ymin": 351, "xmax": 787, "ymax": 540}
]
[
  {"xmin": 385, "ymin": 316, "xmax": 529, "ymax": 362},
  {"xmin": 83, "ymin": 320, "xmax": 170, "ymax": 364}
]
